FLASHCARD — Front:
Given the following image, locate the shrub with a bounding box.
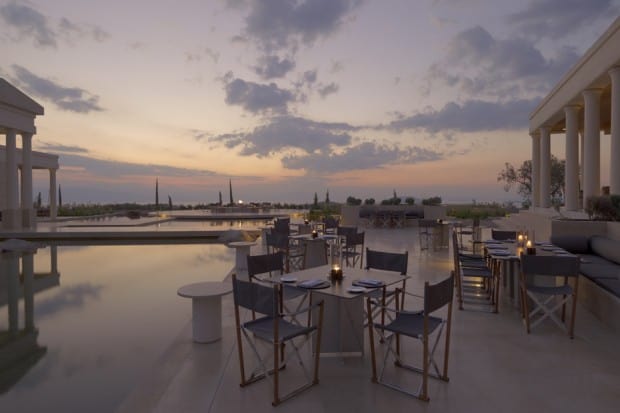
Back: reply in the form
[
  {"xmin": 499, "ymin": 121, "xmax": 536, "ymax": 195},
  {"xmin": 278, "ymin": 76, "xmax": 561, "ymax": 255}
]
[
  {"xmin": 586, "ymin": 195, "xmax": 620, "ymax": 221},
  {"xmin": 422, "ymin": 196, "xmax": 442, "ymax": 206}
]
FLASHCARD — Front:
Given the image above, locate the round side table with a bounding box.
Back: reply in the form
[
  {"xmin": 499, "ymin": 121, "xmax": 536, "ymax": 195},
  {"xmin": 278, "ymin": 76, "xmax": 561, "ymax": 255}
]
[
  {"xmin": 177, "ymin": 282, "xmax": 232, "ymax": 343},
  {"xmin": 227, "ymin": 241, "xmax": 257, "ymax": 276}
]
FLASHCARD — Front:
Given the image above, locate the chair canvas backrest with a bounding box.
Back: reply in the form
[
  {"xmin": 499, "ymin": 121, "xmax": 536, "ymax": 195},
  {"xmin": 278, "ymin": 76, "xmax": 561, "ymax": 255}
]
[
  {"xmin": 337, "ymin": 226, "xmax": 357, "ymax": 237},
  {"xmin": 324, "ymin": 216, "xmax": 339, "ymax": 229},
  {"xmin": 365, "ymin": 248, "xmax": 408, "ymax": 274},
  {"xmin": 346, "ymin": 231, "xmax": 365, "ymax": 248},
  {"xmin": 247, "ymin": 252, "xmax": 284, "ymax": 279},
  {"xmin": 424, "ymin": 274, "xmax": 454, "ymax": 314},
  {"xmin": 520, "ymin": 254, "xmax": 580, "ymax": 277},
  {"xmin": 266, "ymin": 232, "xmax": 289, "ymax": 250},
  {"xmin": 491, "ymin": 229, "xmax": 517, "ymax": 241},
  {"xmin": 232, "ymin": 275, "xmax": 278, "ymax": 317},
  {"xmin": 273, "ymin": 218, "xmax": 290, "ymax": 235},
  {"xmin": 302, "ymin": 238, "xmax": 328, "ymax": 269}
]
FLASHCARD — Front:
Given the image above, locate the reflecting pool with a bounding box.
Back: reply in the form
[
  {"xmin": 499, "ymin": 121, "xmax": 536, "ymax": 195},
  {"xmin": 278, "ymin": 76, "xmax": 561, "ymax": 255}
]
[{"xmin": 0, "ymin": 242, "xmax": 235, "ymax": 412}]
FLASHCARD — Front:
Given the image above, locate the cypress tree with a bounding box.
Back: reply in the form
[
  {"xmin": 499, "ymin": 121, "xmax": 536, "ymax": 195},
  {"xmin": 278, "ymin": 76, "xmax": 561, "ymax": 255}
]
[
  {"xmin": 155, "ymin": 178, "xmax": 159, "ymax": 208},
  {"xmin": 229, "ymin": 179, "xmax": 234, "ymax": 206}
]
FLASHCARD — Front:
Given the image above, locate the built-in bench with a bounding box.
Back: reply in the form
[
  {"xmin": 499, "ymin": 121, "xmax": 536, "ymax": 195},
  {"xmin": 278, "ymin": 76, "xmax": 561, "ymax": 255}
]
[
  {"xmin": 550, "ymin": 235, "xmax": 620, "ymax": 298},
  {"xmin": 550, "ymin": 234, "xmax": 620, "ymax": 332}
]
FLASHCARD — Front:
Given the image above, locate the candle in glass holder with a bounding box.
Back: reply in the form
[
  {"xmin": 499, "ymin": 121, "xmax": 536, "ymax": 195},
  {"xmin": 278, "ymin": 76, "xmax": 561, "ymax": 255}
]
[
  {"xmin": 526, "ymin": 240, "xmax": 536, "ymax": 254},
  {"xmin": 517, "ymin": 234, "xmax": 524, "ymax": 246},
  {"xmin": 311, "ymin": 229, "xmax": 318, "ymax": 239},
  {"xmin": 330, "ymin": 264, "xmax": 343, "ymax": 281}
]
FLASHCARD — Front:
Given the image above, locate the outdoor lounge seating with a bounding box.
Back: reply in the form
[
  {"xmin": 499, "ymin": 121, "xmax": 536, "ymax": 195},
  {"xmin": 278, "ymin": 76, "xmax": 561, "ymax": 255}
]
[
  {"xmin": 265, "ymin": 231, "xmax": 304, "ymax": 272},
  {"xmin": 452, "ymin": 230, "xmax": 498, "ymax": 312},
  {"xmin": 247, "ymin": 252, "xmax": 308, "ymax": 318},
  {"xmin": 341, "ymin": 231, "xmax": 365, "ymax": 268},
  {"xmin": 231, "ymin": 274, "xmax": 324, "ymax": 406},
  {"xmin": 365, "ymin": 248, "xmax": 409, "ymax": 323},
  {"xmin": 550, "ymin": 234, "xmax": 620, "ymax": 298},
  {"xmin": 519, "ymin": 254, "xmax": 580, "ymax": 338},
  {"xmin": 366, "ymin": 273, "xmax": 454, "ymax": 401}
]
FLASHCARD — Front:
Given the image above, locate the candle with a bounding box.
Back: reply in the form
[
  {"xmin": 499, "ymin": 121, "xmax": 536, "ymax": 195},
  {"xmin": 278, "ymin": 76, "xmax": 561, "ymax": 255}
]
[{"xmin": 526, "ymin": 240, "xmax": 532, "ymax": 248}]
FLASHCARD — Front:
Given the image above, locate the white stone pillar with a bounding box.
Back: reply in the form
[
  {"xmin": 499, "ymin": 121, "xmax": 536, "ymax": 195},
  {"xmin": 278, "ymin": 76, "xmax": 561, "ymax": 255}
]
[
  {"xmin": 610, "ymin": 67, "xmax": 620, "ymax": 194},
  {"xmin": 5, "ymin": 129, "xmax": 20, "ymax": 230},
  {"xmin": 21, "ymin": 133, "xmax": 34, "ymax": 228},
  {"xmin": 49, "ymin": 168, "xmax": 57, "ymax": 219},
  {"xmin": 583, "ymin": 89, "xmax": 602, "ymax": 208},
  {"xmin": 564, "ymin": 106, "xmax": 580, "ymax": 211},
  {"xmin": 531, "ymin": 133, "xmax": 541, "ymax": 208},
  {"xmin": 539, "ymin": 127, "xmax": 551, "ymax": 208}
]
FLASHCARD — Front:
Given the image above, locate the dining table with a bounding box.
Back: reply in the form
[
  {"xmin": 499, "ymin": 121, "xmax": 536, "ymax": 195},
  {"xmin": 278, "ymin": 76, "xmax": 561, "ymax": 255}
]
[
  {"xmin": 273, "ymin": 265, "xmax": 410, "ymax": 357},
  {"xmin": 483, "ymin": 239, "xmax": 577, "ymax": 307}
]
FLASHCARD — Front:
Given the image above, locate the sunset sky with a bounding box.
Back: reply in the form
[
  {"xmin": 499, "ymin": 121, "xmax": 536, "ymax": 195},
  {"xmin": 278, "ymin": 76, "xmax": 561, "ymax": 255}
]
[{"xmin": 2, "ymin": 0, "xmax": 619, "ymax": 205}]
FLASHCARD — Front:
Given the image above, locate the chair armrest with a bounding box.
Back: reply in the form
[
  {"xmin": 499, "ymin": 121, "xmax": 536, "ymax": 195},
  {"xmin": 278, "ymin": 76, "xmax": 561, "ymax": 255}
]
[
  {"xmin": 394, "ymin": 287, "xmax": 424, "ymax": 299},
  {"xmin": 281, "ymin": 299, "xmax": 324, "ymax": 318}
]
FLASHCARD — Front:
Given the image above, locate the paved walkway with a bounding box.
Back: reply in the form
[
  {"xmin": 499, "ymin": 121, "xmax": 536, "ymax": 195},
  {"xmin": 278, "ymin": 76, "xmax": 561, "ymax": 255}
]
[{"xmin": 116, "ymin": 226, "xmax": 620, "ymax": 413}]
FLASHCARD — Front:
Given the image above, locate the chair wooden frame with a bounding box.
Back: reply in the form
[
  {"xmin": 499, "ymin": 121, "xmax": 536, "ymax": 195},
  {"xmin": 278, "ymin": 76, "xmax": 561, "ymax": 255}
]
[
  {"xmin": 452, "ymin": 230, "xmax": 498, "ymax": 312},
  {"xmin": 367, "ymin": 273, "xmax": 454, "ymax": 401},
  {"xmin": 232, "ymin": 274, "xmax": 324, "ymax": 406},
  {"xmin": 519, "ymin": 254, "xmax": 580, "ymax": 338},
  {"xmin": 365, "ymin": 248, "xmax": 409, "ymax": 325}
]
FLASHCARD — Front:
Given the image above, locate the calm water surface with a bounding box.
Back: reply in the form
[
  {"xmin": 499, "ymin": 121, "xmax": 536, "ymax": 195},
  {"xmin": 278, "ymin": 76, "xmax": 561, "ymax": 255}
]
[{"xmin": 0, "ymin": 242, "xmax": 235, "ymax": 412}]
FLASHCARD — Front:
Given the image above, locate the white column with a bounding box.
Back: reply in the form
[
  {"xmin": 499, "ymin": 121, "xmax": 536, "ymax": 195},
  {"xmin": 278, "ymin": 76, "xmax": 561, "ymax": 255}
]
[
  {"xmin": 21, "ymin": 133, "xmax": 34, "ymax": 228},
  {"xmin": 531, "ymin": 133, "xmax": 540, "ymax": 208},
  {"xmin": 5, "ymin": 129, "xmax": 20, "ymax": 230},
  {"xmin": 564, "ymin": 106, "xmax": 580, "ymax": 211},
  {"xmin": 583, "ymin": 89, "xmax": 602, "ymax": 208},
  {"xmin": 610, "ymin": 67, "xmax": 620, "ymax": 194},
  {"xmin": 539, "ymin": 127, "xmax": 551, "ymax": 208},
  {"xmin": 49, "ymin": 168, "xmax": 57, "ymax": 219}
]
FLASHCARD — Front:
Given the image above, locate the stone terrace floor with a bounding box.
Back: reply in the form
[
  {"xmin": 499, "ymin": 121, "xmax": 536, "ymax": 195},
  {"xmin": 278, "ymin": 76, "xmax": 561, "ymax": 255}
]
[{"xmin": 115, "ymin": 225, "xmax": 620, "ymax": 413}]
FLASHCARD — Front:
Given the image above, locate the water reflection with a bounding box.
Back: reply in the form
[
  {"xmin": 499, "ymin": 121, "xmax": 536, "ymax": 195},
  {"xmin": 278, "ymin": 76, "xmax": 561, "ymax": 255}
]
[
  {"xmin": 0, "ymin": 240, "xmax": 234, "ymax": 412},
  {"xmin": 0, "ymin": 240, "xmax": 52, "ymax": 395}
]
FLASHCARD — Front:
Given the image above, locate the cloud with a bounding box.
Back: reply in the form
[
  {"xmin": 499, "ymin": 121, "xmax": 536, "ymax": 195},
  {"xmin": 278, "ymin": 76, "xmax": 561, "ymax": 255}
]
[
  {"xmin": 11, "ymin": 65, "xmax": 104, "ymax": 113},
  {"xmin": 317, "ymin": 82, "xmax": 339, "ymax": 98},
  {"xmin": 223, "ymin": 73, "xmax": 295, "ymax": 114},
  {"xmin": 0, "ymin": 1, "xmax": 56, "ymax": 47},
  {"xmin": 59, "ymin": 154, "xmax": 219, "ymax": 179},
  {"xmin": 507, "ymin": 0, "xmax": 618, "ymax": 40},
  {"xmin": 242, "ymin": 0, "xmax": 363, "ymax": 51},
  {"xmin": 387, "ymin": 98, "xmax": 539, "ymax": 133},
  {"xmin": 254, "ymin": 55, "xmax": 296, "ymax": 79},
  {"xmin": 58, "ymin": 17, "xmax": 109, "ymax": 43},
  {"xmin": 0, "ymin": 1, "xmax": 109, "ymax": 48},
  {"xmin": 36, "ymin": 142, "xmax": 89, "ymax": 154},
  {"xmin": 209, "ymin": 115, "xmax": 355, "ymax": 157},
  {"xmin": 281, "ymin": 141, "xmax": 443, "ymax": 173},
  {"xmin": 425, "ymin": 25, "xmax": 580, "ymax": 99}
]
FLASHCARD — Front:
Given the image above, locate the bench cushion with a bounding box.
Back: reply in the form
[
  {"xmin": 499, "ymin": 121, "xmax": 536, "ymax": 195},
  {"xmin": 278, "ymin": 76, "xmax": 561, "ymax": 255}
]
[
  {"xmin": 589, "ymin": 235, "xmax": 620, "ymax": 265},
  {"xmin": 550, "ymin": 235, "xmax": 591, "ymax": 254},
  {"xmin": 593, "ymin": 278, "xmax": 620, "ymax": 297}
]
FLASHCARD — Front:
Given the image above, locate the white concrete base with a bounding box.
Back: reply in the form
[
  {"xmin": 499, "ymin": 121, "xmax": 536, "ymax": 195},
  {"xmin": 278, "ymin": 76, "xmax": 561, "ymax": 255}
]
[
  {"xmin": 177, "ymin": 282, "xmax": 233, "ymax": 343},
  {"xmin": 192, "ymin": 297, "xmax": 222, "ymax": 343}
]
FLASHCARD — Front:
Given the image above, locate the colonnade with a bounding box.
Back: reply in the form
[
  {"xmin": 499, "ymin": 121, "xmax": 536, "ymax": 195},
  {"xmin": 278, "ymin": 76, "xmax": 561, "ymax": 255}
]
[
  {"xmin": 529, "ymin": 17, "xmax": 620, "ymax": 212},
  {"xmin": 530, "ymin": 66, "xmax": 620, "ymax": 211},
  {"xmin": 1, "ymin": 136, "xmax": 59, "ymax": 230}
]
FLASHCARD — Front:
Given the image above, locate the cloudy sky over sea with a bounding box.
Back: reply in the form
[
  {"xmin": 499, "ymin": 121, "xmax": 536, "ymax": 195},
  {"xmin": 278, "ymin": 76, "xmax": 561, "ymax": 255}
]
[{"xmin": 2, "ymin": 0, "xmax": 619, "ymax": 205}]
